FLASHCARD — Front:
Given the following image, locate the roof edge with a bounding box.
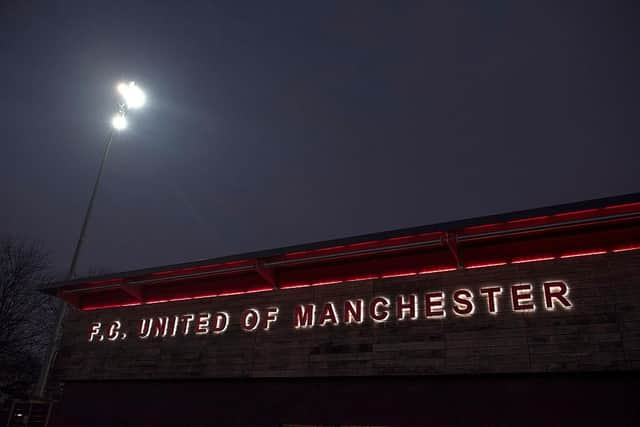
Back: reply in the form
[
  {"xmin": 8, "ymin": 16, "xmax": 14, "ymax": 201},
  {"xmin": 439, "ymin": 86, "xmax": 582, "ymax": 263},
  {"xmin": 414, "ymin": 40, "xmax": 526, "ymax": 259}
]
[{"xmin": 41, "ymin": 191, "xmax": 640, "ymax": 294}]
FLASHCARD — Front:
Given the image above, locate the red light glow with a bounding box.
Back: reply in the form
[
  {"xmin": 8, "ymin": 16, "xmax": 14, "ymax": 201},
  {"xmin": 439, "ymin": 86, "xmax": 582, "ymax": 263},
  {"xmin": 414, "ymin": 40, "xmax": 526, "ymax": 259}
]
[
  {"xmin": 380, "ymin": 272, "xmax": 418, "ymax": 279},
  {"xmin": 317, "ymin": 245, "xmax": 345, "ymax": 252},
  {"xmin": 216, "ymin": 291, "xmax": 245, "ymax": 297},
  {"xmin": 83, "ymin": 302, "xmax": 141, "ymax": 311},
  {"xmin": 419, "ymin": 232, "xmax": 441, "ymax": 238},
  {"xmin": 348, "ymin": 241, "xmax": 378, "ymax": 248},
  {"xmin": 283, "ymin": 250, "xmax": 309, "ymax": 257},
  {"xmin": 74, "ymin": 200, "xmax": 640, "ymax": 312},
  {"xmin": 506, "ymin": 215, "xmax": 550, "ymax": 225},
  {"xmin": 612, "ymin": 245, "xmax": 640, "ymax": 253},
  {"xmin": 559, "ymin": 250, "xmax": 607, "ymax": 259},
  {"xmin": 464, "ymin": 223, "xmax": 500, "ymax": 232},
  {"xmin": 554, "ymin": 208, "xmax": 600, "ymax": 218},
  {"xmin": 150, "ymin": 259, "xmax": 254, "ymax": 277},
  {"xmin": 219, "ymin": 288, "xmax": 272, "ymax": 297},
  {"xmin": 168, "ymin": 297, "xmax": 193, "ymax": 302},
  {"xmin": 466, "ymin": 261, "xmax": 508, "ymax": 270},
  {"xmin": 386, "ymin": 236, "xmax": 411, "ymax": 242},
  {"xmin": 604, "ymin": 201, "xmax": 640, "ymax": 210},
  {"xmin": 511, "ymin": 256, "xmax": 556, "ymax": 264},
  {"xmin": 311, "ymin": 280, "xmax": 343, "ymax": 287},
  {"xmin": 418, "ymin": 267, "xmax": 457, "ymax": 275},
  {"xmin": 151, "ymin": 270, "xmax": 180, "ymax": 277},
  {"xmin": 191, "ymin": 293, "xmax": 223, "ymax": 300},
  {"xmin": 345, "ymin": 275, "xmax": 379, "ymax": 282},
  {"xmin": 87, "ymin": 287, "xmax": 277, "ymax": 310},
  {"xmin": 280, "ymin": 283, "xmax": 312, "ymax": 290}
]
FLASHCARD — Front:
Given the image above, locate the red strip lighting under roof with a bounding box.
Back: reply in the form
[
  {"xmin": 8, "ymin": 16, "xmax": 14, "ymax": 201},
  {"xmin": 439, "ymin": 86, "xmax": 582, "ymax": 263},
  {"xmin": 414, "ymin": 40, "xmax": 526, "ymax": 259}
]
[
  {"xmin": 613, "ymin": 245, "xmax": 640, "ymax": 253},
  {"xmin": 559, "ymin": 250, "xmax": 607, "ymax": 259},
  {"xmin": 79, "ymin": 245, "xmax": 640, "ymax": 311},
  {"xmin": 511, "ymin": 256, "xmax": 556, "ymax": 264},
  {"xmin": 466, "ymin": 261, "xmax": 508, "ymax": 269},
  {"xmin": 418, "ymin": 267, "xmax": 457, "ymax": 274},
  {"xmin": 380, "ymin": 272, "xmax": 419, "ymax": 279},
  {"xmin": 60, "ymin": 198, "xmax": 640, "ymax": 311},
  {"xmin": 83, "ymin": 302, "xmax": 142, "ymax": 311}
]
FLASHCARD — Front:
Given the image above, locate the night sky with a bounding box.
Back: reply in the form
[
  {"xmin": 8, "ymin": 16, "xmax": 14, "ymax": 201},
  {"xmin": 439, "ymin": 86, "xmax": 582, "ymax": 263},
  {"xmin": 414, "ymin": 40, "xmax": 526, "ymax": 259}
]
[{"xmin": 1, "ymin": 1, "xmax": 638, "ymax": 278}]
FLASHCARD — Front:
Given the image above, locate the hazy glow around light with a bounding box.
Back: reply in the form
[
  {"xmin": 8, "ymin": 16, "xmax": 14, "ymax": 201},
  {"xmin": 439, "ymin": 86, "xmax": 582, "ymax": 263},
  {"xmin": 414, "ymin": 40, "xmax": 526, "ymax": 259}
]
[
  {"xmin": 112, "ymin": 114, "xmax": 127, "ymax": 130},
  {"xmin": 117, "ymin": 81, "xmax": 146, "ymax": 109}
]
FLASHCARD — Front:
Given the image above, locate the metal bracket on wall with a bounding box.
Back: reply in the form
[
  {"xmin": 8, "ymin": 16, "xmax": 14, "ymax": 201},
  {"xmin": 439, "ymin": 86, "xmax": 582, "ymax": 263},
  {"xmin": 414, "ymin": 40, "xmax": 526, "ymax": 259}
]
[
  {"xmin": 120, "ymin": 282, "xmax": 144, "ymax": 302},
  {"xmin": 255, "ymin": 260, "xmax": 278, "ymax": 289},
  {"xmin": 444, "ymin": 232, "xmax": 463, "ymax": 269}
]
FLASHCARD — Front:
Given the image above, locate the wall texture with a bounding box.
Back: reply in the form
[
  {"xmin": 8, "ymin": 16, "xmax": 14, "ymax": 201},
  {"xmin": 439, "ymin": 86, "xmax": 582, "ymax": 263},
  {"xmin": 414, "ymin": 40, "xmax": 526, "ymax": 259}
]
[{"xmin": 51, "ymin": 250, "xmax": 640, "ymax": 382}]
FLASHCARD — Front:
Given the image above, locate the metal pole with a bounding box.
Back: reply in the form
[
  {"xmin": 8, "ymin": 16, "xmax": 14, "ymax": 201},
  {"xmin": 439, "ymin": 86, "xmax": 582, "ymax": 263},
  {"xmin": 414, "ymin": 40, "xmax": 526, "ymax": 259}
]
[{"xmin": 35, "ymin": 130, "xmax": 115, "ymax": 398}]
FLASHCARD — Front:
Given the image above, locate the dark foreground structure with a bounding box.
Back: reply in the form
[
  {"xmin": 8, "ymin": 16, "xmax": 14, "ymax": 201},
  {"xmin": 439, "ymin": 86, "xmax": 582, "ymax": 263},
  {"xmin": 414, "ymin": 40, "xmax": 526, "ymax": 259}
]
[{"xmin": 41, "ymin": 193, "xmax": 640, "ymax": 426}]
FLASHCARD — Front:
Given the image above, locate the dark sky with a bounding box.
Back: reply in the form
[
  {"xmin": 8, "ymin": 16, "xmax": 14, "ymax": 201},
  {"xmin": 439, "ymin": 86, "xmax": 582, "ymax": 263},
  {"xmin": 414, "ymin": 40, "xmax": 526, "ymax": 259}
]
[{"xmin": 1, "ymin": 1, "xmax": 638, "ymax": 277}]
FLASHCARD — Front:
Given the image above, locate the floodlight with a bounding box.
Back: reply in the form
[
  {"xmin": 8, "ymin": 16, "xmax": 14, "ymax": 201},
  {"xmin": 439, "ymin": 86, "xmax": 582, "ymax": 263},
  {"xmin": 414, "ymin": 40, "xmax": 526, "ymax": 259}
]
[
  {"xmin": 117, "ymin": 81, "xmax": 146, "ymax": 109},
  {"xmin": 112, "ymin": 113, "xmax": 128, "ymax": 130}
]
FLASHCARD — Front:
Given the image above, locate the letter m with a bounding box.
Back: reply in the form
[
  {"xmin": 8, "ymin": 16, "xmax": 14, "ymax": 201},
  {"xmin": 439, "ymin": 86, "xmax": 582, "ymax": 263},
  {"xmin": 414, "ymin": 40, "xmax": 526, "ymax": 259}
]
[{"xmin": 294, "ymin": 304, "xmax": 316, "ymax": 329}]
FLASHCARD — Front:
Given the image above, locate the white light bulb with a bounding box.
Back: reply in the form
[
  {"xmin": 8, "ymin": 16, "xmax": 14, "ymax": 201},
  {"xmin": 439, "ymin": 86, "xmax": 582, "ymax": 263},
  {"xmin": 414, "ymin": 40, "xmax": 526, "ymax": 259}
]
[
  {"xmin": 111, "ymin": 114, "xmax": 128, "ymax": 130},
  {"xmin": 116, "ymin": 81, "xmax": 146, "ymax": 109}
]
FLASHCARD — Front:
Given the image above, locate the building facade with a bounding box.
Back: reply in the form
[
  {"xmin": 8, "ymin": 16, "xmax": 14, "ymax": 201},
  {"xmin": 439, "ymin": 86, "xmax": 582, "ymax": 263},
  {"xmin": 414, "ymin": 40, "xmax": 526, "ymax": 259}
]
[{"xmin": 44, "ymin": 194, "xmax": 640, "ymax": 426}]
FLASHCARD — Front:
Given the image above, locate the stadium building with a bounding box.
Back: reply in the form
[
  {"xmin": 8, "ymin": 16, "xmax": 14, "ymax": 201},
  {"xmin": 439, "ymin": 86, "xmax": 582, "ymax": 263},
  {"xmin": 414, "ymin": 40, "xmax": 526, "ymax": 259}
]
[{"xmin": 40, "ymin": 193, "xmax": 640, "ymax": 426}]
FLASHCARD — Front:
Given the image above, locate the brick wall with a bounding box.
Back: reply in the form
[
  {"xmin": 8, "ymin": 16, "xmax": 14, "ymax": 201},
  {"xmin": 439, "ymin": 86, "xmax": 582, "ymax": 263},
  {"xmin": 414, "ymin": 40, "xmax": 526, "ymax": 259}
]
[{"xmin": 51, "ymin": 250, "xmax": 640, "ymax": 382}]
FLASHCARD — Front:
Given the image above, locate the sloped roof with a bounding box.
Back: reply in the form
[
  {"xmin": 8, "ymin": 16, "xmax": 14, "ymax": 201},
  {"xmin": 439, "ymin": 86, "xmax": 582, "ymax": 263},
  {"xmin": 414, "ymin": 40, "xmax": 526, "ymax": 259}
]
[{"xmin": 42, "ymin": 191, "xmax": 640, "ymax": 311}]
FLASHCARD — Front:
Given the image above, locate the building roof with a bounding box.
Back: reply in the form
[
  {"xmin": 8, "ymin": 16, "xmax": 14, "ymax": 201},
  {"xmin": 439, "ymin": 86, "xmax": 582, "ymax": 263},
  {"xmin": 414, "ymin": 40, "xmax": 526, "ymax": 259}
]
[{"xmin": 43, "ymin": 191, "xmax": 640, "ymax": 310}]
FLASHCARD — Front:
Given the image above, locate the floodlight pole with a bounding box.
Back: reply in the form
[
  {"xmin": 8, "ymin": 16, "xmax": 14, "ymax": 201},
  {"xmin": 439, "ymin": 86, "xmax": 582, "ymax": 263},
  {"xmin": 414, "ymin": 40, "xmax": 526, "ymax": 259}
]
[
  {"xmin": 35, "ymin": 126, "xmax": 117, "ymax": 398},
  {"xmin": 68, "ymin": 130, "xmax": 115, "ymax": 278}
]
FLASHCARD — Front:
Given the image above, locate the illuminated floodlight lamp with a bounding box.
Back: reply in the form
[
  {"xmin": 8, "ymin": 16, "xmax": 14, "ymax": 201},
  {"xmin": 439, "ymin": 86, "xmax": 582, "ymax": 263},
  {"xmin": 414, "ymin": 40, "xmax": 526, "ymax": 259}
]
[
  {"xmin": 111, "ymin": 113, "xmax": 128, "ymax": 131},
  {"xmin": 117, "ymin": 81, "xmax": 146, "ymax": 109}
]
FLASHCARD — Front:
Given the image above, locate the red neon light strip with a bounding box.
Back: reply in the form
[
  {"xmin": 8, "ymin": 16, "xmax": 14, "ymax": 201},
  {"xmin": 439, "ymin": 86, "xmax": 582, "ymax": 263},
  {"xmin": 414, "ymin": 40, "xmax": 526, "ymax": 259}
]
[
  {"xmin": 612, "ymin": 245, "xmax": 640, "ymax": 253},
  {"xmin": 311, "ymin": 280, "xmax": 343, "ymax": 287},
  {"xmin": 380, "ymin": 272, "xmax": 418, "ymax": 279},
  {"xmin": 559, "ymin": 250, "xmax": 607, "ymax": 259},
  {"xmin": 217, "ymin": 287, "xmax": 273, "ymax": 297},
  {"xmin": 418, "ymin": 267, "xmax": 457, "ymax": 275},
  {"xmin": 167, "ymin": 296, "xmax": 193, "ymax": 302},
  {"xmin": 83, "ymin": 302, "xmax": 141, "ymax": 311},
  {"xmin": 511, "ymin": 256, "xmax": 556, "ymax": 264},
  {"xmin": 466, "ymin": 261, "xmax": 508, "ymax": 269},
  {"xmin": 82, "ymin": 236, "xmax": 640, "ymax": 311},
  {"xmin": 84, "ymin": 201, "xmax": 640, "ymax": 302},
  {"xmin": 191, "ymin": 293, "xmax": 226, "ymax": 300},
  {"xmin": 159, "ymin": 288, "xmax": 274, "ymax": 303},
  {"xmin": 216, "ymin": 291, "xmax": 245, "ymax": 297},
  {"xmin": 150, "ymin": 259, "xmax": 254, "ymax": 277},
  {"xmin": 251, "ymin": 287, "xmax": 277, "ymax": 293},
  {"xmin": 280, "ymin": 283, "xmax": 311, "ymax": 290},
  {"xmin": 84, "ymin": 288, "xmax": 276, "ymax": 310},
  {"xmin": 345, "ymin": 275, "xmax": 379, "ymax": 282}
]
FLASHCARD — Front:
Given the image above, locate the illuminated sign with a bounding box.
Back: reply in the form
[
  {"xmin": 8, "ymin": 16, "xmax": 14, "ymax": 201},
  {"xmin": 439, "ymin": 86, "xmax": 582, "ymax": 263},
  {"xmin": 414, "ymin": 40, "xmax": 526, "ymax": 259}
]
[{"xmin": 86, "ymin": 280, "xmax": 572, "ymax": 342}]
